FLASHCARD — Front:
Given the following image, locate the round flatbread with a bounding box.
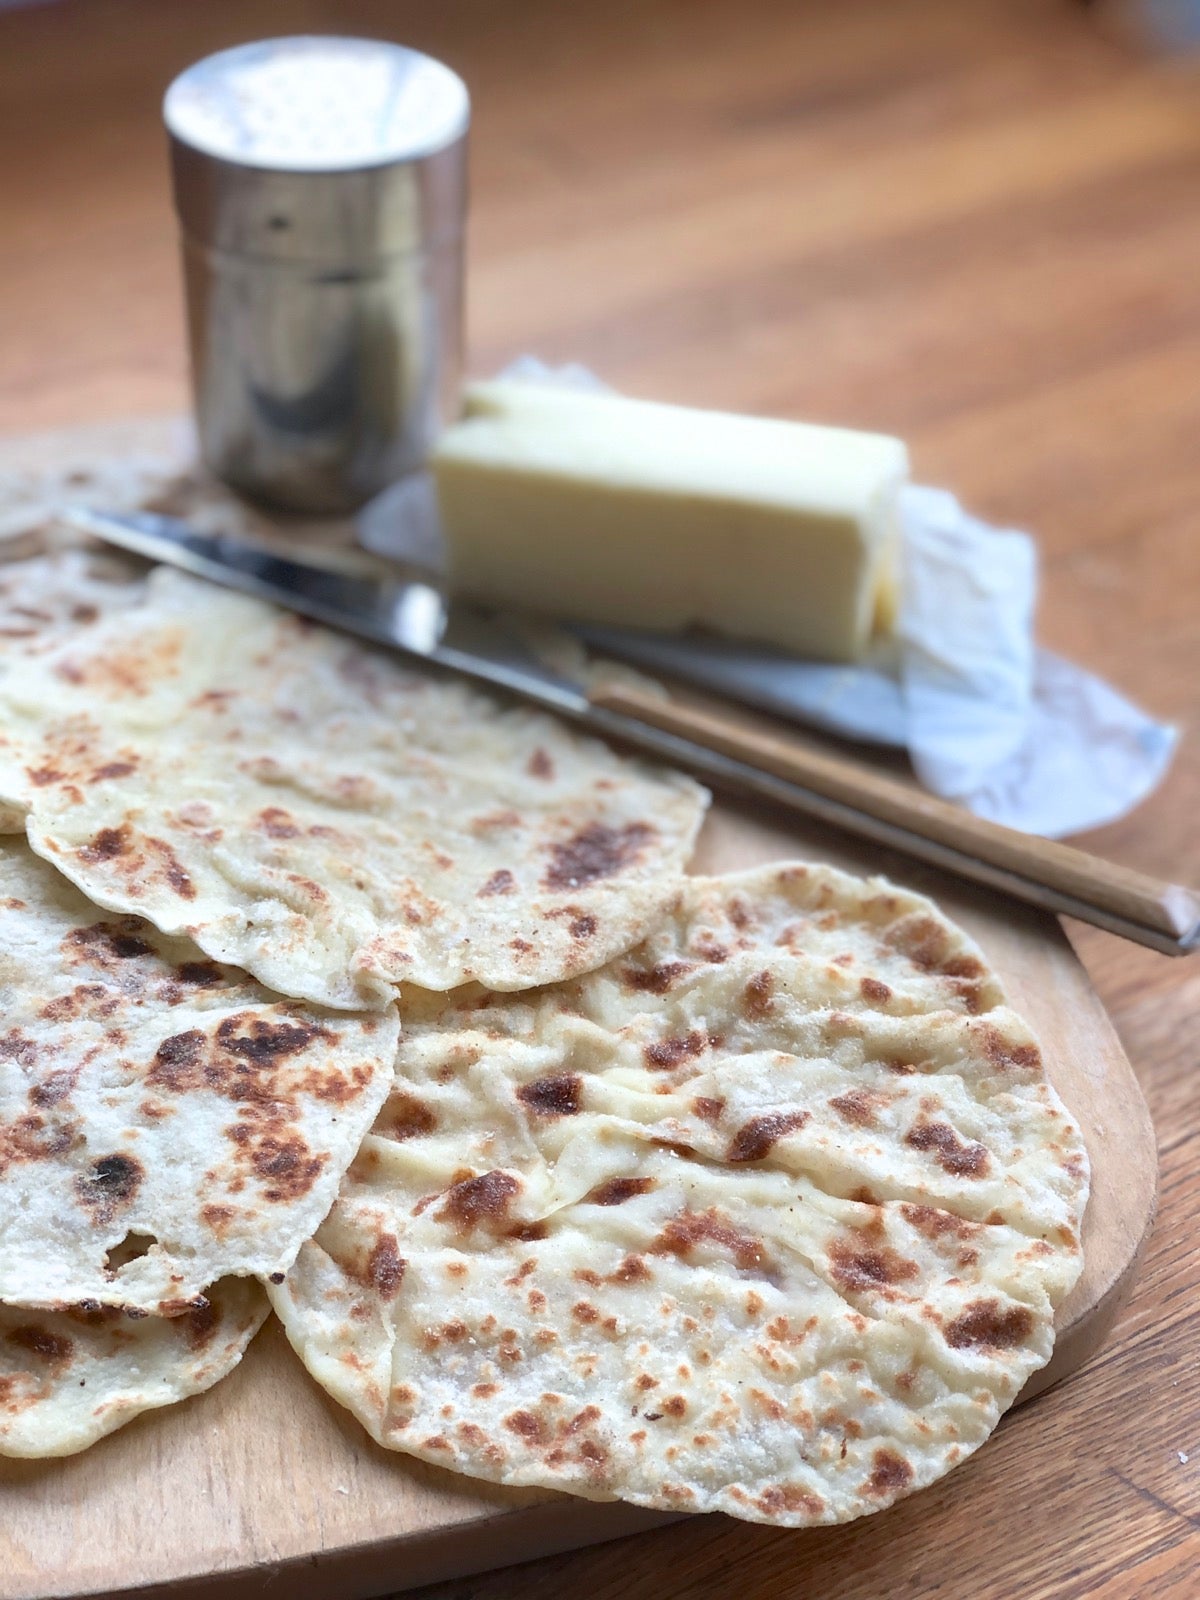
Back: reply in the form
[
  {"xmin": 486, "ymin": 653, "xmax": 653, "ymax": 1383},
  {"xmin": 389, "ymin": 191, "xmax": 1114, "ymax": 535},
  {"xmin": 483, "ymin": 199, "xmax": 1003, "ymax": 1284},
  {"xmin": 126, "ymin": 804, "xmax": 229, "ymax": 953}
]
[
  {"xmin": 0, "ymin": 568, "xmax": 708, "ymax": 1008},
  {"xmin": 0, "ymin": 1279, "xmax": 268, "ymax": 1458},
  {"xmin": 0, "ymin": 839, "xmax": 398, "ymax": 1313},
  {"xmin": 270, "ymin": 862, "xmax": 1088, "ymax": 1526}
]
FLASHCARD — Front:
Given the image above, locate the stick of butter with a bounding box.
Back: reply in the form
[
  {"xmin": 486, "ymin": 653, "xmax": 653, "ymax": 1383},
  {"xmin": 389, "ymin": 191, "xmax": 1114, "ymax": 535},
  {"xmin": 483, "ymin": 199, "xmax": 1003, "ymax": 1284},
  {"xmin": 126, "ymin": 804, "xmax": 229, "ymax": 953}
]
[{"xmin": 432, "ymin": 380, "xmax": 908, "ymax": 662}]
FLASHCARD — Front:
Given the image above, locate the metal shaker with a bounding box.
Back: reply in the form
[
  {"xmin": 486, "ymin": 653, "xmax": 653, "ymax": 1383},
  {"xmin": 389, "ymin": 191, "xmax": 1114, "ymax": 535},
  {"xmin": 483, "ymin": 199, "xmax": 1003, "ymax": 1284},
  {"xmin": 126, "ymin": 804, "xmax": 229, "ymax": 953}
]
[{"xmin": 164, "ymin": 37, "xmax": 469, "ymax": 514}]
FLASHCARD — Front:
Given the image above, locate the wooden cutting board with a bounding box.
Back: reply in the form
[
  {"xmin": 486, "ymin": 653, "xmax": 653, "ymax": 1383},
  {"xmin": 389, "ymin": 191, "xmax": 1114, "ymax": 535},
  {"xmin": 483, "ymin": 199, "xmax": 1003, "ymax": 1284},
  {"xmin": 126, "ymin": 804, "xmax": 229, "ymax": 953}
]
[{"xmin": 0, "ymin": 799, "xmax": 1157, "ymax": 1600}]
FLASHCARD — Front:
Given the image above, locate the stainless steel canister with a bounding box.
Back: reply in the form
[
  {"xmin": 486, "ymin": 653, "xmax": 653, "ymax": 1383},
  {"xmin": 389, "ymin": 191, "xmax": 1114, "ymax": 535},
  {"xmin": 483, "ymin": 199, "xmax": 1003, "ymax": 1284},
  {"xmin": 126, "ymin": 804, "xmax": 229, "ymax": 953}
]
[{"xmin": 164, "ymin": 37, "xmax": 469, "ymax": 514}]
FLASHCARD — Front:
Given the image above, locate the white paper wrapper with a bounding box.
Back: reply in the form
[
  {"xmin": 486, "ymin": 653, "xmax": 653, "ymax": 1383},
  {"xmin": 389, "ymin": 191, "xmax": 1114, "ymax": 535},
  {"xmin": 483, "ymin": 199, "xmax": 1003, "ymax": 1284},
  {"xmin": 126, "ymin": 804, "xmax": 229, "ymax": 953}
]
[{"xmin": 894, "ymin": 487, "xmax": 1175, "ymax": 836}]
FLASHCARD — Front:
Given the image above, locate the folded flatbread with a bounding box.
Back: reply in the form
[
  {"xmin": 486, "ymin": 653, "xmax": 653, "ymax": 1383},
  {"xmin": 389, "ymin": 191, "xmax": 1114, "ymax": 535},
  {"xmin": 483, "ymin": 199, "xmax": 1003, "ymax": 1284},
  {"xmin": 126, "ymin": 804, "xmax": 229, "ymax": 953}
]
[
  {"xmin": 0, "ymin": 1279, "xmax": 268, "ymax": 1458},
  {"xmin": 0, "ymin": 839, "xmax": 397, "ymax": 1313}
]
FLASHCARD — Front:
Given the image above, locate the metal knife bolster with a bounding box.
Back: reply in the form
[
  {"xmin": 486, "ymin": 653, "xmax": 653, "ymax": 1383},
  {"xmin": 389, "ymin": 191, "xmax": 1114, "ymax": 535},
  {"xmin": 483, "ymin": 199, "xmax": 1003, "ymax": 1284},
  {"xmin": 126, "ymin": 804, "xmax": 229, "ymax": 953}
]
[{"xmin": 67, "ymin": 507, "xmax": 1200, "ymax": 957}]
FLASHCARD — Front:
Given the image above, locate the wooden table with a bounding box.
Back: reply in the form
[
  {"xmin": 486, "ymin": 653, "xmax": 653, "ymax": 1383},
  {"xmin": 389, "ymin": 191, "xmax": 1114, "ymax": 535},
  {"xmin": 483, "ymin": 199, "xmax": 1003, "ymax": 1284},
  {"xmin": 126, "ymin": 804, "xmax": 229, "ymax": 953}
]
[{"xmin": 1, "ymin": 1, "xmax": 1198, "ymax": 1595}]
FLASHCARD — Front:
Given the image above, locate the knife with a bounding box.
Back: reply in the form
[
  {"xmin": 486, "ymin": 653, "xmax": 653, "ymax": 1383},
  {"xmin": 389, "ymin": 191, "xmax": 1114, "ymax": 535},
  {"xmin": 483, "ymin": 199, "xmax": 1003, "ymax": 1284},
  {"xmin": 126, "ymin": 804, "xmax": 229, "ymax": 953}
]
[{"xmin": 67, "ymin": 507, "xmax": 1200, "ymax": 957}]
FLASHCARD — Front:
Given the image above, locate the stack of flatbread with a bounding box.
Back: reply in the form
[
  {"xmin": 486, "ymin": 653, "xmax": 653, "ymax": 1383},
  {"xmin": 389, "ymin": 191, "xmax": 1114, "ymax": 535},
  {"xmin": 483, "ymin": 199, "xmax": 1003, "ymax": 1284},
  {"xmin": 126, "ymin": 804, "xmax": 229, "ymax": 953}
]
[{"xmin": 0, "ymin": 543, "xmax": 1088, "ymax": 1529}]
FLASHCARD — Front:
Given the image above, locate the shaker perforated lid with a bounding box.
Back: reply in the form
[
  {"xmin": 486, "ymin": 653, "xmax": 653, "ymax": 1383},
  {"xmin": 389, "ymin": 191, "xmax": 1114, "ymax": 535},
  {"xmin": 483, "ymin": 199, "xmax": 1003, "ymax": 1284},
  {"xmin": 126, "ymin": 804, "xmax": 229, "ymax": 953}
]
[
  {"xmin": 165, "ymin": 36, "xmax": 469, "ymax": 171},
  {"xmin": 165, "ymin": 37, "xmax": 469, "ymax": 260}
]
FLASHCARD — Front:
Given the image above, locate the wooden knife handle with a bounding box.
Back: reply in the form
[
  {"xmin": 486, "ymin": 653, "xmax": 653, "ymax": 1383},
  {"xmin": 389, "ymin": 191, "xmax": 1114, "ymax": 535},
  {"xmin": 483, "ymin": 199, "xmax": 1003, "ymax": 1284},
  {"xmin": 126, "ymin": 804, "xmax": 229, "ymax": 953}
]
[{"xmin": 590, "ymin": 681, "xmax": 1200, "ymax": 943}]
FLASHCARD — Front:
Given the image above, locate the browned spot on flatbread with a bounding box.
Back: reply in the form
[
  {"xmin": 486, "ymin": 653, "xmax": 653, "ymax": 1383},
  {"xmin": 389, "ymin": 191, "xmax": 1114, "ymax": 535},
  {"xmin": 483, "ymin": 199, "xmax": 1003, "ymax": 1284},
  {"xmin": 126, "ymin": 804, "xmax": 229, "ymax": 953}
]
[
  {"xmin": 828, "ymin": 1234, "xmax": 919, "ymax": 1295},
  {"xmin": 727, "ymin": 897, "xmax": 752, "ymax": 930},
  {"xmin": 944, "ymin": 1298, "xmax": 1035, "ymax": 1350},
  {"xmin": 727, "ymin": 1110, "xmax": 809, "ymax": 1163},
  {"xmin": 28, "ymin": 1067, "xmax": 78, "ymax": 1108},
  {"xmin": 900, "ymin": 1203, "xmax": 981, "ymax": 1242},
  {"xmin": 0, "ymin": 1030, "xmax": 37, "ymax": 1068},
  {"xmin": 215, "ymin": 1014, "xmax": 334, "ymax": 1064},
  {"xmin": 438, "ymin": 1170, "xmax": 521, "ymax": 1233},
  {"xmin": 743, "ymin": 970, "xmax": 774, "ymax": 1018},
  {"xmin": 829, "ymin": 1089, "xmax": 884, "ymax": 1128},
  {"xmin": 148, "ymin": 1029, "xmax": 205, "ymax": 1092},
  {"xmin": 147, "ymin": 837, "xmax": 196, "ymax": 899},
  {"xmin": 505, "ymin": 1407, "xmax": 551, "ymax": 1445},
  {"xmin": 0, "ymin": 1030, "xmax": 35, "ymax": 1068},
  {"xmin": 227, "ymin": 1120, "xmax": 325, "ymax": 1202},
  {"xmin": 944, "ymin": 955, "xmax": 985, "ymax": 980},
  {"xmin": 860, "ymin": 976, "xmax": 892, "ymax": 1004},
  {"xmin": 201, "ymin": 1202, "xmax": 235, "ymax": 1234},
  {"xmin": 517, "ymin": 1074, "xmax": 582, "ymax": 1117},
  {"xmin": 651, "ymin": 1208, "xmax": 769, "ymax": 1274},
  {"xmin": 643, "ymin": 1030, "xmax": 711, "ymax": 1070},
  {"xmin": 158, "ymin": 1294, "xmax": 209, "ymax": 1316},
  {"xmin": 74, "ymin": 1152, "xmax": 143, "ymax": 1223},
  {"xmin": 755, "ymin": 1483, "xmax": 826, "ymax": 1519},
  {"xmin": 691, "ymin": 1096, "xmax": 725, "ymax": 1123},
  {"xmin": 378, "ymin": 1091, "xmax": 437, "ymax": 1142},
  {"xmin": 39, "ymin": 984, "xmax": 117, "ymax": 1023},
  {"xmin": 864, "ymin": 1447, "xmax": 914, "ymax": 1497},
  {"xmin": 176, "ymin": 960, "xmax": 222, "ymax": 987},
  {"xmin": 508, "ymin": 1219, "xmax": 548, "ymax": 1242},
  {"xmin": 478, "ymin": 869, "xmax": 515, "ymax": 897},
  {"xmin": 691, "ymin": 935, "xmax": 729, "ymax": 964},
  {"xmin": 92, "ymin": 759, "xmax": 138, "ymax": 781},
  {"xmin": 77, "ymin": 825, "xmax": 132, "ymax": 864},
  {"xmin": 585, "ymin": 1177, "xmax": 655, "ymax": 1206},
  {"xmin": 472, "ymin": 809, "xmax": 520, "ymax": 833},
  {"xmin": 0, "ymin": 1112, "xmax": 76, "ymax": 1170},
  {"xmin": 62, "ymin": 921, "xmax": 153, "ymax": 964},
  {"xmin": 527, "ymin": 747, "xmax": 555, "ymax": 780},
  {"xmin": 885, "ymin": 914, "xmax": 953, "ymax": 973},
  {"xmin": 975, "ymin": 1024, "xmax": 1042, "ymax": 1073},
  {"xmin": 288, "ymin": 876, "xmax": 326, "ymax": 902},
  {"xmin": 622, "ymin": 960, "xmax": 692, "ymax": 995},
  {"xmin": 26, "ymin": 765, "xmax": 64, "ymax": 787},
  {"xmin": 5, "ymin": 1324, "xmax": 74, "ymax": 1369},
  {"xmin": 257, "ymin": 806, "xmax": 300, "ymax": 839},
  {"xmin": 905, "ymin": 1118, "xmax": 990, "ymax": 1178},
  {"xmin": 608, "ymin": 1254, "xmax": 652, "ymax": 1284},
  {"xmin": 569, "ymin": 913, "xmax": 597, "ymax": 939},
  {"xmin": 183, "ymin": 1299, "xmax": 220, "ymax": 1350},
  {"xmin": 365, "ymin": 1233, "xmax": 406, "ymax": 1298},
  {"xmin": 77, "ymin": 825, "xmax": 197, "ymax": 899},
  {"xmin": 543, "ymin": 822, "xmax": 654, "ymax": 891}
]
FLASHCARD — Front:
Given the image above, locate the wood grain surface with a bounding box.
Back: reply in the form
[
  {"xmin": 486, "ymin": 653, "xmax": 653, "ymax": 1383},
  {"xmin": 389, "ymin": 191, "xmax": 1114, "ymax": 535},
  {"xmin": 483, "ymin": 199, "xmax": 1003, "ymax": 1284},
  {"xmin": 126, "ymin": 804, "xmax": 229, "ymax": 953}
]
[{"xmin": 0, "ymin": 1, "xmax": 1197, "ymax": 1597}]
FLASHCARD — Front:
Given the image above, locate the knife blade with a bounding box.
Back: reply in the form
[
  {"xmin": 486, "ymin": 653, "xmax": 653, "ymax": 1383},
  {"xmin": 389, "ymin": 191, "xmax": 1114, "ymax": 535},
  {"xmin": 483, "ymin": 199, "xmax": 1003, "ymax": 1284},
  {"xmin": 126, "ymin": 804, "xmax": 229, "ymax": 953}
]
[
  {"xmin": 66, "ymin": 508, "xmax": 590, "ymax": 719},
  {"xmin": 66, "ymin": 506, "xmax": 1199, "ymax": 956}
]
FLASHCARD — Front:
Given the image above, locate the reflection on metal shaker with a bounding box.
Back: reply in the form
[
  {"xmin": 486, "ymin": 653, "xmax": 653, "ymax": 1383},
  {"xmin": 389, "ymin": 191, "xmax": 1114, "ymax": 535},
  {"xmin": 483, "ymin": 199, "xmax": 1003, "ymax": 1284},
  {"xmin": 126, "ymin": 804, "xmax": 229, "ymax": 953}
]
[{"xmin": 164, "ymin": 37, "xmax": 469, "ymax": 514}]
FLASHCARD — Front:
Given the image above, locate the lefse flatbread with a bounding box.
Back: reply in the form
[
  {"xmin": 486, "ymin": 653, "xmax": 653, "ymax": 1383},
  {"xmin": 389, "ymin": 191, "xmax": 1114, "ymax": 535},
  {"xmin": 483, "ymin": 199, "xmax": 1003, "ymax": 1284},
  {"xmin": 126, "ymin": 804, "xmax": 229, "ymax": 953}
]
[
  {"xmin": 0, "ymin": 568, "xmax": 708, "ymax": 1008},
  {"xmin": 0, "ymin": 550, "xmax": 144, "ymax": 656},
  {"xmin": 270, "ymin": 863, "xmax": 1088, "ymax": 1527},
  {"xmin": 0, "ymin": 839, "xmax": 397, "ymax": 1313},
  {"xmin": 0, "ymin": 551, "xmax": 148, "ymax": 831},
  {"xmin": 0, "ymin": 1279, "xmax": 268, "ymax": 1459}
]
